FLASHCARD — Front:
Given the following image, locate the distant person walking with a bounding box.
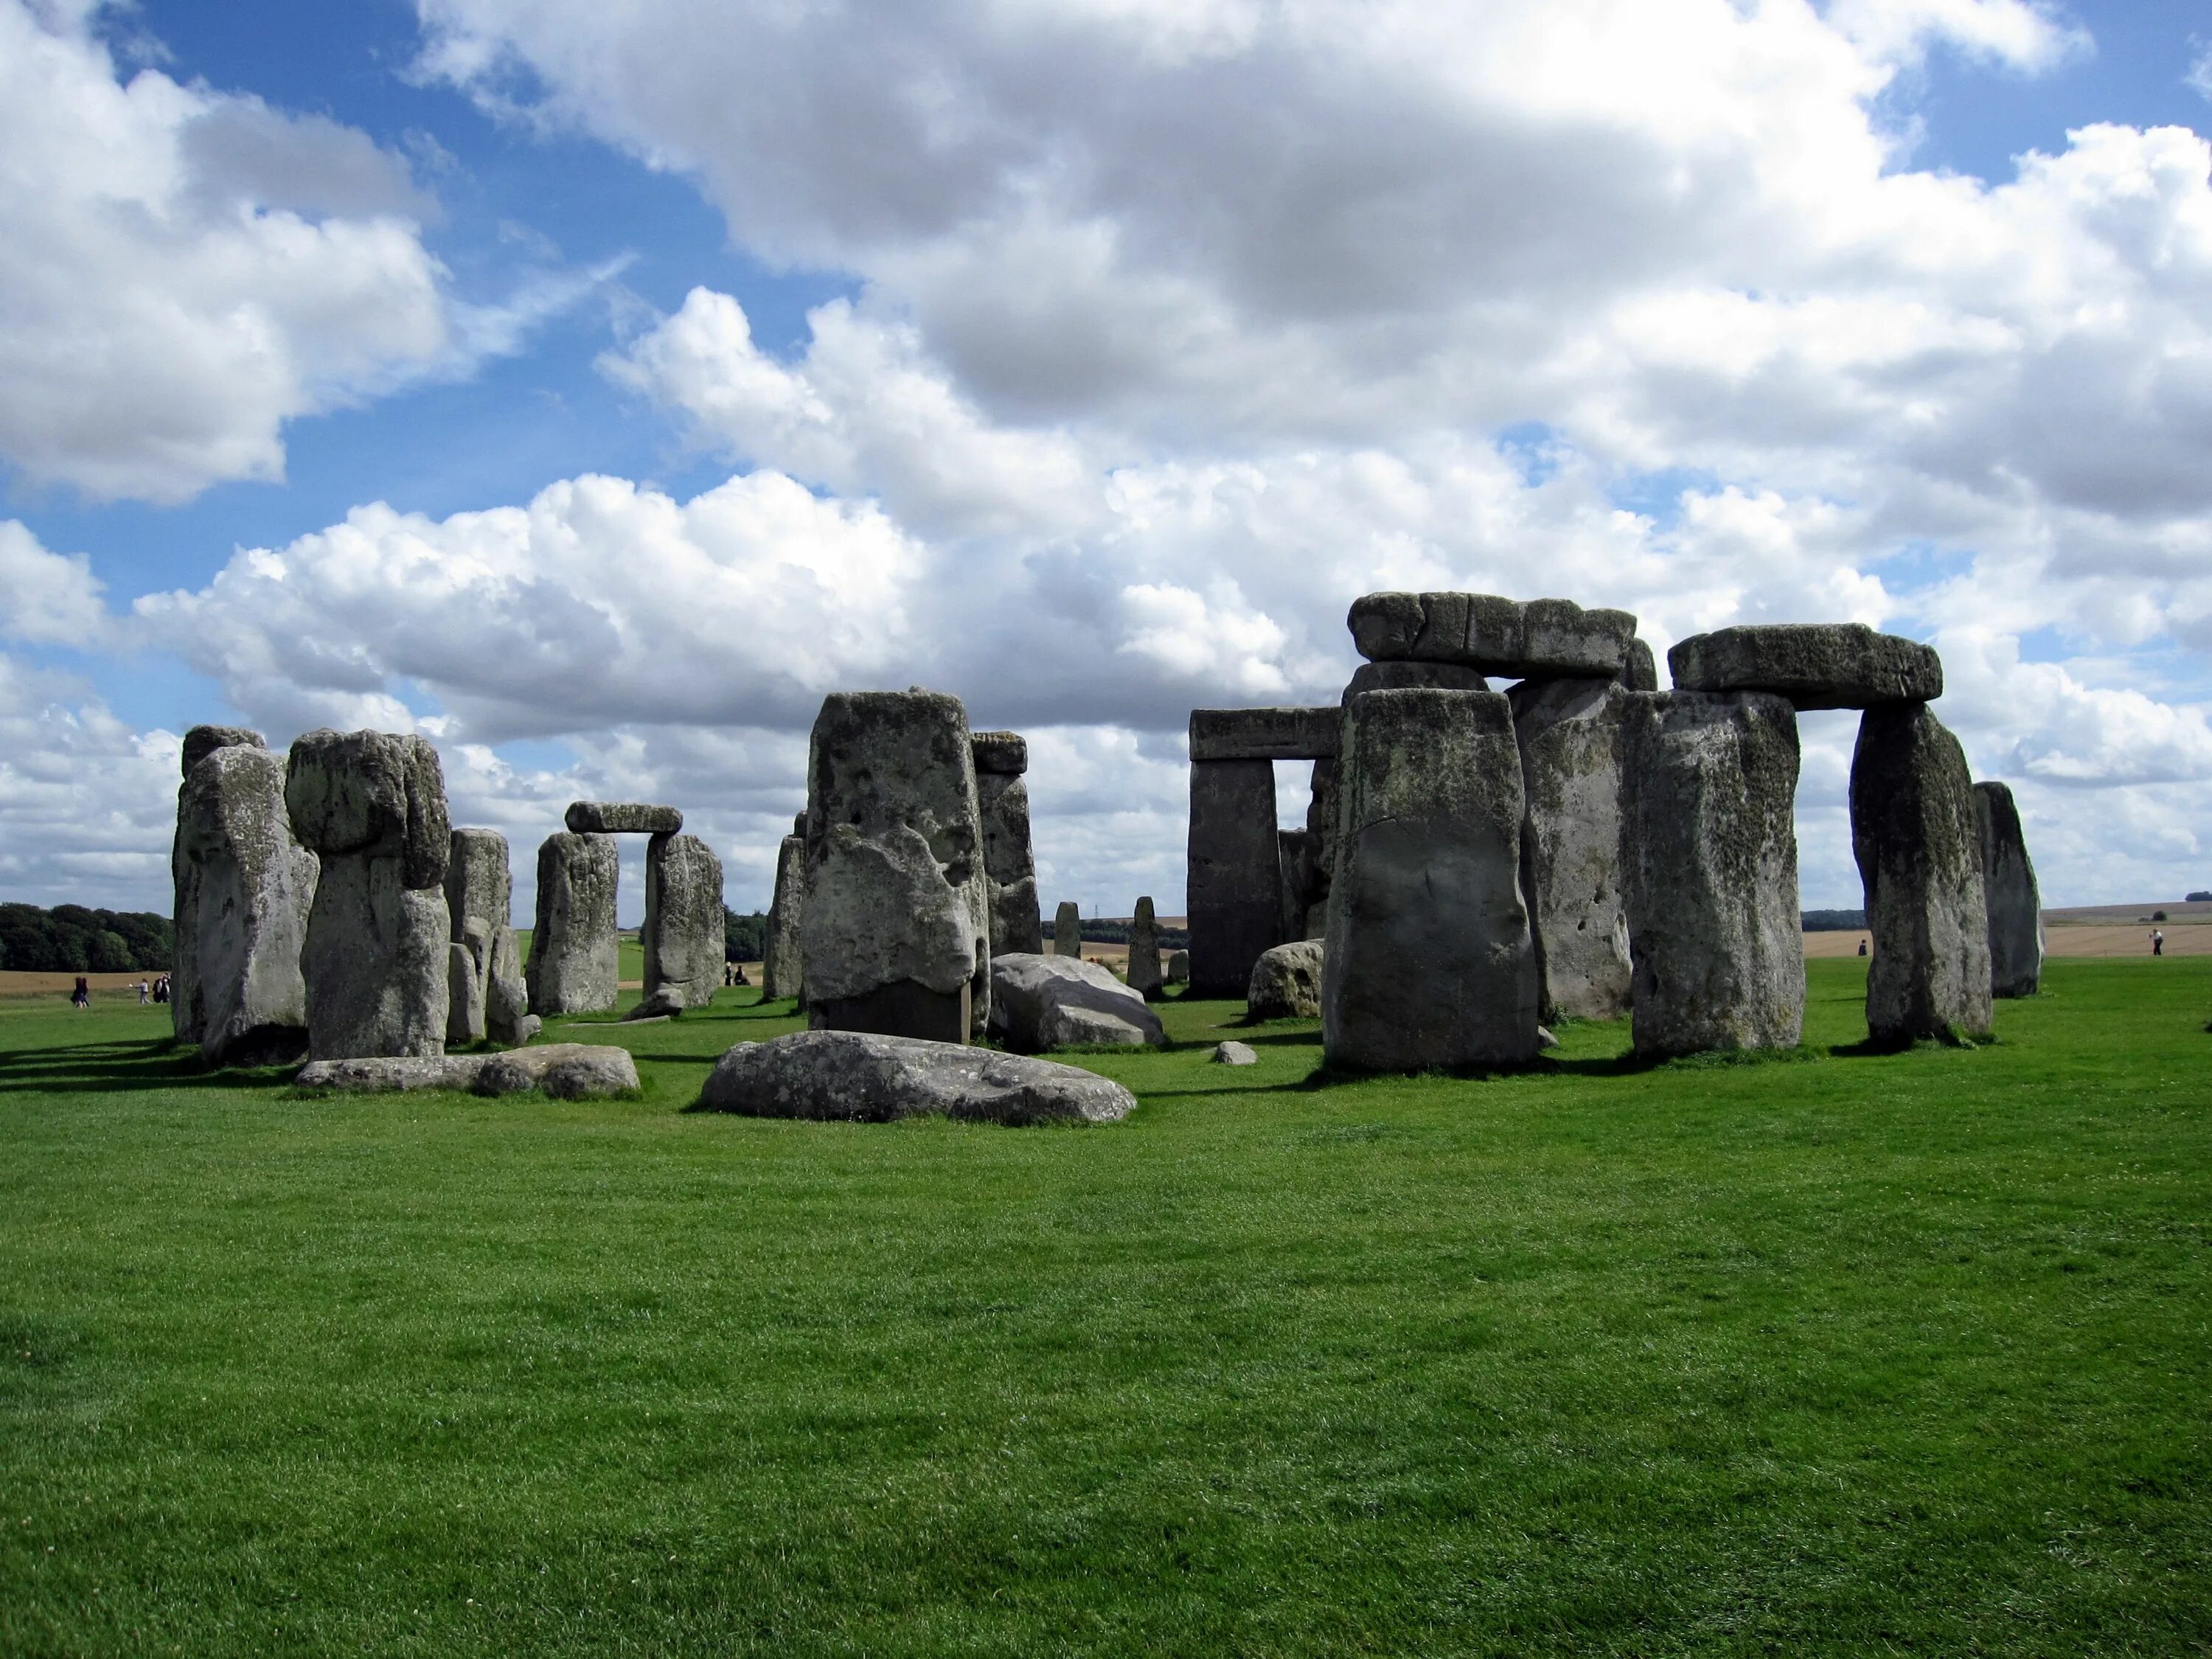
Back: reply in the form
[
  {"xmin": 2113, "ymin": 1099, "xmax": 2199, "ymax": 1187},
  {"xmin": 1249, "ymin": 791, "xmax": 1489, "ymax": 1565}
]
[
  {"xmin": 137, "ymin": 979, "xmax": 150, "ymax": 1004},
  {"xmin": 70, "ymin": 975, "xmax": 90, "ymax": 1009},
  {"xmin": 1857, "ymin": 938, "xmax": 1868, "ymax": 957},
  {"xmin": 2152, "ymin": 928, "xmax": 2166, "ymax": 957}
]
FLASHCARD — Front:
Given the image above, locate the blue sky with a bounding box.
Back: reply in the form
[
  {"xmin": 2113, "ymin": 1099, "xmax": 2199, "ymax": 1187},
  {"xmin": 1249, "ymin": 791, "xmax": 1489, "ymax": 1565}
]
[{"xmin": 3, "ymin": 0, "xmax": 2211, "ymax": 919}]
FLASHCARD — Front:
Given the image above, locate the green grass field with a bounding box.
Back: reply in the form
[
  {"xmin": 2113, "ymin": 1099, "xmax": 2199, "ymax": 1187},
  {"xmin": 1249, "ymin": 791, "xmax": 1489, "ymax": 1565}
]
[{"xmin": 3, "ymin": 959, "xmax": 2208, "ymax": 1655}]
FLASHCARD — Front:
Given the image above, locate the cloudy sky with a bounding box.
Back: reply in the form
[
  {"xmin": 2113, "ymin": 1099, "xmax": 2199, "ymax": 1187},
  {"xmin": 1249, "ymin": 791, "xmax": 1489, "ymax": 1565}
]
[{"xmin": 4, "ymin": 0, "xmax": 2211, "ymax": 924}]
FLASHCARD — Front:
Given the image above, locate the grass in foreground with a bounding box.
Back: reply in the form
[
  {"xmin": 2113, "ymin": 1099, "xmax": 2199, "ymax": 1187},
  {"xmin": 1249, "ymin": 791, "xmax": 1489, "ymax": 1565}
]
[{"xmin": 1, "ymin": 959, "xmax": 2208, "ymax": 1655}]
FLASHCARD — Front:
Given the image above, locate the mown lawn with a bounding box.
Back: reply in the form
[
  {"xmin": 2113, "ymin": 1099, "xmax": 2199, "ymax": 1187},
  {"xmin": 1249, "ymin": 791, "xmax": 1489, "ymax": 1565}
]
[{"xmin": 1, "ymin": 959, "xmax": 2207, "ymax": 1655}]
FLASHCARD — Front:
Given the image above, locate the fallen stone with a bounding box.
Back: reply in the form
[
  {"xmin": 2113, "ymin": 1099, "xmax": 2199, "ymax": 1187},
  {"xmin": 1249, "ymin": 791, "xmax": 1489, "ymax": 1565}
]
[
  {"xmin": 565, "ymin": 801, "xmax": 682, "ymax": 835},
  {"xmin": 1127, "ymin": 896, "xmax": 1164, "ymax": 998},
  {"xmin": 1054, "ymin": 900, "xmax": 1082, "ymax": 959},
  {"xmin": 295, "ymin": 1043, "xmax": 639, "ymax": 1098},
  {"xmin": 1188, "ymin": 707, "xmax": 1340, "ymax": 762},
  {"xmin": 762, "ymin": 833, "xmax": 807, "ymax": 1000},
  {"xmin": 1852, "ymin": 705, "xmax": 1993, "ymax": 1043},
  {"xmin": 526, "ymin": 832, "xmax": 619, "ymax": 1015},
  {"xmin": 1211, "ymin": 1040, "xmax": 1259, "ymax": 1065},
  {"xmin": 285, "ymin": 728, "xmax": 451, "ymax": 890},
  {"xmin": 1323, "ymin": 686, "xmax": 1540, "ymax": 1070},
  {"xmin": 970, "ymin": 730, "xmax": 1029, "ymax": 775},
  {"xmin": 989, "ymin": 953, "xmax": 1167, "ymax": 1051},
  {"xmin": 1346, "ymin": 592, "xmax": 1637, "ymax": 680},
  {"xmin": 1974, "ymin": 780, "xmax": 2044, "ymax": 998},
  {"xmin": 181, "ymin": 724, "xmax": 264, "ymax": 778},
  {"xmin": 294, "ymin": 1054, "xmax": 479, "ymax": 1092},
  {"xmin": 694, "ymin": 1030, "xmax": 1134, "ymax": 1124},
  {"xmin": 1621, "ymin": 692, "xmax": 1804, "ymax": 1057},
  {"xmin": 175, "ymin": 743, "xmax": 317, "ymax": 1066},
  {"xmin": 623, "ymin": 990, "xmax": 684, "ymax": 1020},
  {"xmin": 1509, "ymin": 677, "xmax": 1633, "ymax": 1022},
  {"xmin": 1248, "ymin": 939, "xmax": 1324, "ymax": 1020},
  {"xmin": 641, "ymin": 831, "xmax": 725, "ymax": 1010},
  {"xmin": 1668, "ymin": 625, "xmax": 1943, "ymax": 711},
  {"xmin": 1187, "ymin": 758, "xmax": 1281, "ymax": 995}
]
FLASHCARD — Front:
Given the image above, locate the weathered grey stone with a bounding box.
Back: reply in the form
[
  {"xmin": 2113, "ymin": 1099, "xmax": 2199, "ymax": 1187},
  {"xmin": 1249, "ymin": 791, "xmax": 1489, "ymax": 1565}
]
[
  {"xmin": 294, "ymin": 1054, "xmax": 480, "ymax": 1091},
  {"xmin": 175, "ymin": 745, "xmax": 316, "ymax": 1065},
  {"xmin": 1278, "ymin": 828, "xmax": 1326, "ymax": 942},
  {"xmin": 695, "ymin": 1030, "xmax": 1134, "ymax": 1124},
  {"xmin": 801, "ymin": 691, "xmax": 991, "ymax": 1042},
  {"xmin": 1509, "ymin": 677, "xmax": 1633, "ymax": 1022},
  {"xmin": 1537, "ymin": 1025, "xmax": 1559, "ymax": 1049},
  {"xmin": 1322, "ymin": 687, "xmax": 1540, "ymax": 1070},
  {"xmin": 1189, "ymin": 706, "xmax": 1340, "ymax": 762},
  {"xmin": 296, "ymin": 1043, "xmax": 638, "ymax": 1097},
  {"xmin": 526, "ymin": 832, "xmax": 619, "ymax": 1015},
  {"xmin": 1248, "ymin": 938, "xmax": 1324, "ymax": 1020},
  {"xmin": 1975, "ymin": 781, "xmax": 2044, "ymax": 998},
  {"xmin": 1621, "ymin": 692, "xmax": 1804, "ymax": 1057},
  {"xmin": 970, "ymin": 730, "xmax": 1028, "ymax": 776},
  {"xmin": 1347, "ymin": 592, "xmax": 1637, "ymax": 680},
  {"xmin": 1187, "ymin": 758, "xmax": 1281, "ymax": 995},
  {"xmin": 285, "ymin": 729, "xmax": 451, "ymax": 889},
  {"xmin": 1127, "ymin": 896, "xmax": 1163, "ymax": 998},
  {"xmin": 990, "ymin": 953, "xmax": 1166, "ymax": 1051},
  {"xmin": 1167, "ymin": 950, "xmax": 1191, "ymax": 984},
  {"xmin": 181, "ymin": 724, "xmax": 264, "ymax": 778},
  {"xmin": 298, "ymin": 857, "xmax": 450, "ymax": 1060},
  {"xmin": 565, "ymin": 801, "xmax": 682, "ymax": 835},
  {"xmin": 762, "ymin": 833, "xmax": 807, "ymax": 1000},
  {"xmin": 1212, "ymin": 1040, "xmax": 1259, "ymax": 1065},
  {"xmin": 1054, "ymin": 900, "xmax": 1082, "ymax": 959},
  {"xmin": 170, "ymin": 835, "xmax": 204, "ymax": 1047},
  {"xmin": 977, "ymin": 765, "xmax": 1043, "ymax": 956},
  {"xmin": 1341, "ymin": 661, "xmax": 1490, "ymax": 700},
  {"xmin": 641, "ymin": 832, "xmax": 725, "ymax": 1010},
  {"xmin": 447, "ymin": 937, "xmax": 487, "ymax": 1046},
  {"xmin": 1623, "ymin": 639, "xmax": 1658, "ymax": 692},
  {"xmin": 1669, "ymin": 625, "xmax": 1943, "ymax": 711},
  {"xmin": 483, "ymin": 925, "xmax": 536, "ymax": 1045},
  {"xmin": 1851, "ymin": 705, "xmax": 1992, "ymax": 1043},
  {"xmin": 444, "ymin": 829, "xmax": 513, "ymax": 1047}
]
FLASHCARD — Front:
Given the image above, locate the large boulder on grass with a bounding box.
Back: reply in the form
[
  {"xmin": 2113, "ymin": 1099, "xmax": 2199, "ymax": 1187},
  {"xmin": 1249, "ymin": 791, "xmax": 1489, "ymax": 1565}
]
[
  {"xmin": 1246, "ymin": 939, "xmax": 1324, "ymax": 1020},
  {"xmin": 694, "ymin": 1030, "xmax": 1133, "ymax": 1124},
  {"xmin": 989, "ymin": 953, "xmax": 1166, "ymax": 1051}
]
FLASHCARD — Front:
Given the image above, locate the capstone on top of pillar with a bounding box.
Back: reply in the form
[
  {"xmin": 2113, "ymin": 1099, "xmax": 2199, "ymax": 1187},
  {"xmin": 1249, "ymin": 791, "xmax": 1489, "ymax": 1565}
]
[
  {"xmin": 1189, "ymin": 706, "xmax": 1340, "ymax": 762},
  {"xmin": 1347, "ymin": 592, "xmax": 1639, "ymax": 681},
  {"xmin": 1668, "ymin": 623, "xmax": 1942, "ymax": 711},
  {"xmin": 566, "ymin": 801, "xmax": 683, "ymax": 834},
  {"xmin": 970, "ymin": 731, "xmax": 1029, "ymax": 775}
]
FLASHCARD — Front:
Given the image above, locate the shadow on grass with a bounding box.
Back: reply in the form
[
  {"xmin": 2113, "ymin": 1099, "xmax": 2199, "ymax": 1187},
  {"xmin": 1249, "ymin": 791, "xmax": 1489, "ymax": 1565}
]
[{"xmin": 0, "ymin": 1037, "xmax": 299, "ymax": 1096}]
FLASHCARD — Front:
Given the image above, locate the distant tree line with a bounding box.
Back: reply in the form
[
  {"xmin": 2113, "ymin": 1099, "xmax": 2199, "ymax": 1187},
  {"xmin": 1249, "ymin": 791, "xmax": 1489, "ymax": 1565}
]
[
  {"xmin": 2188, "ymin": 890, "xmax": 2211, "ymax": 903},
  {"xmin": 1067, "ymin": 917, "xmax": 1192, "ymax": 950},
  {"xmin": 725, "ymin": 909, "xmax": 768, "ymax": 961},
  {"xmin": 1801, "ymin": 909, "xmax": 1868, "ymax": 932},
  {"xmin": 0, "ymin": 903, "xmax": 174, "ymax": 973}
]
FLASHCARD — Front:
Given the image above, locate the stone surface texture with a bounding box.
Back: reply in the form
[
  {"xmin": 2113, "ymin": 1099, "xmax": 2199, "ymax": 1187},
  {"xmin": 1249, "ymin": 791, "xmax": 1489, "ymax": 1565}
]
[
  {"xmin": 1054, "ymin": 900, "xmax": 1082, "ymax": 959},
  {"xmin": 762, "ymin": 833, "xmax": 807, "ymax": 1000},
  {"xmin": 1248, "ymin": 939, "xmax": 1325, "ymax": 1020},
  {"xmin": 1211, "ymin": 1040, "xmax": 1259, "ymax": 1065},
  {"xmin": 181, "ymin": 724, "xmax": 265, "ymax": 778},
  {"xmin": 448, "ymin": 939, "xmax": 487, "ymax": 1045},
  {"xmin": 285, "ymin": 730, "xmax": 451, "ymax": 1060},
  {"xmin": 1669, "ymin": 625, "xmax": 1943, "ymax": 711},
  {"xmin": 565, "ymin": 801, "xmax": 682, "ymax": 834},
  {"xmin": 989, "ymin": 953, "xmax": 1167, "ymax": 1051},
  {"xmin": 483, "ymin": 925, "xmax": 538, "ymax": 1046},
  {"xmin": 977, "ymin": 763, "xmax": 1043, "ymax": 956},
  {"xmin": 642, "ymin": 831, "xmax": 726, "ymax": 1010},
  {"xmin": 296, "ymin": 1043, "xmax": 638, "ymax": 1097},
  {"xmin": 1348, "ymin": 591, "xmax": 1636, "ymax": 680},
  {"xmin": 1621, "ymin": 692, "xmax": 1804, "ymax": 1057},
  {"xmin": 1341, "ymin": 661, "xmax": 1491, "ymax": 700},
  {"xmin": 1126, "ymin": 896, "xmax": 1163, "ymax": 998},
  {"xmin": 970, "ymin": 730, "xmax": 1028, "ymax": 776},
  {"xmin": 1975, "ymin": 780, "xmax": 2044, "ymax": 998},
  {"xmin": 174, "ymin": 743, "xmax": 317, "ymax": 1065},
  {"xmin": 1188, "ymin": 706, "xmax": 1340, "ymax": 762},
  {"xmin": 1623, "ymin": 639, "xmax": 1659, "ymax": 692},
  {"xmin": 1509, "ymin": 677, "xmax": 1634, "ymax": 1021},
  {"xmin": 444, "ymin": 828, "xmax": 521, "ymax": 1046},
  {"xmin": 695, "ymin": 1030, "xmax": 1134, "ymax": 1124},
  {"xmin": 1187, "ymin": 758, "xmax": 1281, "ymax": 995},
  {"xmin": 1851, "ymin": 705, "xmax": 1994, "ymax": 1043},
  {"xmin": 801, "ymin": 690, "xmax": 991, "ymax": 1041},
  {"xmin": 1322, "ymin": 687, "xmax": 1540, "ymax": 1070},
  {"xmin": 526, "ymin": 832, "xmax": 620, "ymax": 1015}
]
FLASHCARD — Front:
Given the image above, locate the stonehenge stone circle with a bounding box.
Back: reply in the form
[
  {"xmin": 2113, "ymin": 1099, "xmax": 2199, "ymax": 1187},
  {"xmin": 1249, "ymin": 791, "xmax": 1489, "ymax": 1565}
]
[
  {"xmin": 800, "ymin": 690, "xmax": 992, "ymax": 1044},
  {"xmin": 1851, "ymin": 705, "xmax": 1993, "ymax": 1044},
  {"xmin": 762, "ymin": 832, "xmax": 807, "ymax": 1000},
  {"xmin": 565, "ymin": 801, "xmax": 683, "ymax": 835},
  {"xmin": 1054, "ymin": 900, "xmax": 1082, "ymax": 959},
  {"xmin": 695, "ymin": 1030, "xmax": 1135, "ymax": 1124},
  {"xmin": 172, "ymin": 725, "xmax": 269, "ymax": 1047},
  {"xmin": 989, "ymin": 953, "xmax": 1167, "ymax": 1051},
  {"xmin": 527, "ymin": 832, "xmax": 620, "ymax": 1015},
  {"xmin": 1348, "ymin": 591, "xmax": 1637, "ymax": 680},
  {"xmin": 1621, "ymin": 692, "xmax": 1804, "ymax": 1057},
  {"xmin": 1509, "ymin": 677, "xmax": 1634, "ymax": 1022},
  {"xmin": 641, "ymin": 831, "xmax": 726, "ymax": 1011},
  {"xmin": 1323, "ymin": 686, "xmax": 1540, "ymax": 1071},
  {"xmin": 1127, "ymin": 895, "xmax": 1164, "ymax": 998},
  {"xmin": 1669, "ymin": 624, "xmax": 1942, "ymax": 710},
  {"xmin": 1248, "ymin": 938, "xmax": 1324, "ymax": 1020},
  {"xmin": 174, "ymin": 742, "xmax": 317, "ymax": 1065},
  {"xmin": 973, "ymin": 731, "xmax": 1044, "ymax": 957},
  {"xmin": 285, "ymin": 729, "xmax": 453, "ymax": 1060},
  {"xmin": 1974, "ymin": 781, "xmax": 2044, "ymax": 998}
]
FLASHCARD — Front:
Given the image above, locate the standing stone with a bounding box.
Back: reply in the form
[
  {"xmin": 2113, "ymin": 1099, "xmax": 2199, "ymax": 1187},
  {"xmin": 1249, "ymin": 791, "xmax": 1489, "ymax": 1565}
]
[
  {"xmin": 285, "ymin": 729, "xmax": 453, "ymax": 1060},
  {"xmin": 1851, "ymin": 705, "xmax": 1992, "ymax": 1044},
  {"xmin": 1054, "ymin": 901, "xmax": 1082, "ymax": 960},
  {"xmin": 171, "ymin": 725, "xmax": 268, "ymax": 1048},
  {"xmin": 1127, "ymin": 896, "xmax": 1164, "ymax": 999},
  {"xmin": 1322, "ymin": 687, "xmax": 1540, "ymax": 1071},
  {"xmin": 483, "ymin": 926, "xmax": 538, "ymax": 1046},
  {"xmin": 1509, "ymin": 677, "xmax": 1633, "ymax": 1022},
  {"xmin": 445, "ymin": 828, "xmax": 526, "ymax": 1046},
  {"xmin": 762, "ymin": 832, "xmax": 807, "ymax": 1001},
  {"xmin": 174, "ymin": 744, "xmax": 317, "ymax": 1065},
  {"xmin": 1187, "ymin": 758, "xmax": 1281, "ymax": 995},
  {"xmin": 641, "ymin": 831, "xmax": 726, "ymax": 1012},
  {"xmin": 1621, "ymin": 692, "xmax": 1804, "ymax": 1057},
  {"xmin": 527, "ymin": 832, "xmax": 620, "ymax": 1015},
  {"xmin": 448, "ymin": 939, "xmax": 487, "ymax": 1045},
  {"xmin": 1278, "ymin": 829, "xmax": 1325, "ymax": 942},
  {"xmin": 1167, "ymin": 950, "xmax": 1191, "ymax": 984},
  {"xmin": 973, "ymin": 731, "xmax": 1045, "ymax": 957},
  {"xmin": 801, "ymin": 690, "xmax": 992, "ymax": 1044},
  {"xmin": 1975, "ymin": 781, "xmax": 2044, "ymax": 998}
]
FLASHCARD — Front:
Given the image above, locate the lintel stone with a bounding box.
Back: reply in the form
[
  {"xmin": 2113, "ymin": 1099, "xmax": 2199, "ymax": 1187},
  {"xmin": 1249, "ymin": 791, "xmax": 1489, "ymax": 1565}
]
[
  {"xmin": 1189, "ymin": 706, "xmax": 1340, "ymax": 762},
  {"xmin": 565, "ymin": 801, "xmax": 683, "ymax": 835},
  {"xmin": 1669, "ymin": 624, "xmax": 1942, "ymax": 710}
]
